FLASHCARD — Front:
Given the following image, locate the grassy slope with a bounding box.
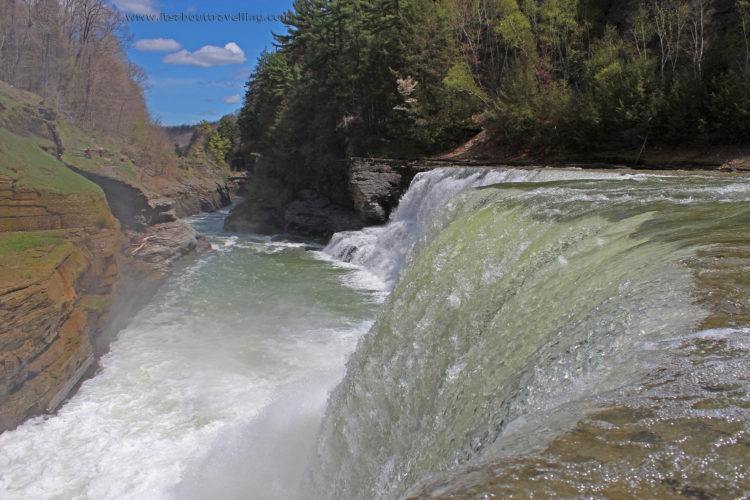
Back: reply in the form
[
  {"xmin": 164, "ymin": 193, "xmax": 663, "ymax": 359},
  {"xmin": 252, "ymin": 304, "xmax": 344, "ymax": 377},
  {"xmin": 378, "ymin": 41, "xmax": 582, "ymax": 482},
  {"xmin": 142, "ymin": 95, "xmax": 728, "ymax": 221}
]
[
  {"xmin": 0, "ymin": 82, "xmax": 112, "ymax": 287},
  {"xmin": 0, "ymin": 128, "xmax": 102, "ymax": 195},
  {"xmin": 55, "ymin": 117, "xmax": 150, "ymax": 192},
  {"xmin": 0, "ymin": 230, "xmax": 75, "ymax": 290},
  {"xmin": 0, "ymin": 80, "xmax": 231, "ymax": 200}
]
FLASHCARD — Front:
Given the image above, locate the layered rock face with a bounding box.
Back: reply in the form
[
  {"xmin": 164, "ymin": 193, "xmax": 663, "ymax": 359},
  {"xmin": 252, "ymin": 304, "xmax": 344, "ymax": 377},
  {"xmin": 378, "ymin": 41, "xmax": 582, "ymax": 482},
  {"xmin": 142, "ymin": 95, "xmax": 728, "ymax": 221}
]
[
  {"xmin": 162, "ymin": 180, "xmax": 232, "ymax": 218},
  {"xmin": 0, "ymin": 163, "xmax": 121, "ymax": 430},
  {"xmin": 0, "ymin": 228, "xmax": 120, "ymax": 430},
  {"xmin": 0, "ymin": 86, "xmax": 211, "ymax": 432},
  {"xmin": 283, "ymin": 189, "xmax": 363, "ymax": 237},
  {"xmin": 347, "ymin": 158, "xmax": 424, "ymax": 225},
  {"xmin": 224, "ymin": 158, "xmax": 429, "ymax": 237}
]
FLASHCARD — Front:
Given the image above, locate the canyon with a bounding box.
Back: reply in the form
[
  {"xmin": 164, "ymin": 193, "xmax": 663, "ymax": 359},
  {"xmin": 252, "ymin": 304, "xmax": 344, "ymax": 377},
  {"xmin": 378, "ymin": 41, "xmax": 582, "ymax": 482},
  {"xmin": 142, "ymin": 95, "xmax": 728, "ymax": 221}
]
[{"xmin": 0, "ymin": 82, "xmax": 235, "ymax": 431}]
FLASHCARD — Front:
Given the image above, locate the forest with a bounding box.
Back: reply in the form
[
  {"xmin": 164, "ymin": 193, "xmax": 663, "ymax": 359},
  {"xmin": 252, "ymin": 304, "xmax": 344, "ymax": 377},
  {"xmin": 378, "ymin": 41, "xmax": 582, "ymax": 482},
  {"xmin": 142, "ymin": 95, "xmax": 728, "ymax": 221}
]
[
  {"xmin": 3, "ymin": 0, "xmax": 748, "ymax": 200},
  {"xmin": 239, "ymin": 0, "xmax": 750, "ymax": 198},
  {"xmin": 0, "ymin": 0, "xmax": 178, "ymax": 170},
  {"xmin": 1, "ymin": 0, "xmax": 149, "ymax": 133}
]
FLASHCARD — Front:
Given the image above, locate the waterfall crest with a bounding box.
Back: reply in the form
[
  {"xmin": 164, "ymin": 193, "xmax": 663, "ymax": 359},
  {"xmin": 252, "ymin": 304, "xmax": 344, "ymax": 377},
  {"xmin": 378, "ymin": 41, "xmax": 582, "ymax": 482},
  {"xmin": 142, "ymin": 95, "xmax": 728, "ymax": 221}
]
[
  {"xmin": 324, "ymin": 168, "xmax": 633, "ymax": 289},
  {"xmin": 308, "ymin": 173, "xmax": 750, "ymax": 499}
]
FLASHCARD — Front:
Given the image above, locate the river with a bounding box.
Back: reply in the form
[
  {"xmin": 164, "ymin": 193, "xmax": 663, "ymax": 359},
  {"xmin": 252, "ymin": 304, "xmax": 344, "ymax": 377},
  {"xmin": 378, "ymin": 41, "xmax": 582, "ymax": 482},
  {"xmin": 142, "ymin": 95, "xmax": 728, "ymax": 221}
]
[
  {"xmin": 0, "ymin": 204, "xmax": 383, "ymax": 499},
  {"xmin": 1, "ymin": 169, "xmax": 749, "ymax": 499}
]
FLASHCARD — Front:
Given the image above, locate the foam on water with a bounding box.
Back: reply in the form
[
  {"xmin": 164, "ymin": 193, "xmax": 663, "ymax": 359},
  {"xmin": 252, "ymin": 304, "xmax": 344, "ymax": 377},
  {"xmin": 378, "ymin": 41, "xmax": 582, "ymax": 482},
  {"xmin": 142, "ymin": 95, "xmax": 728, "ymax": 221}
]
[
  {"xmin": 323, "ymin": 168, "xmax": 516, "ymax": 289},
  {"xmin": 0, "ymin": 210, "xmax": 381, "ymax": 500},
  {"xmin": 323, "ymin": 167, "xmax": 639, "ymax": 289},
  {"xmin": 308, "ymin": 173, "xmax": 750, "ymax": 499},
  {"xmin": 2, "ymin": 172, "xmax": 749, "ymax": 500}
]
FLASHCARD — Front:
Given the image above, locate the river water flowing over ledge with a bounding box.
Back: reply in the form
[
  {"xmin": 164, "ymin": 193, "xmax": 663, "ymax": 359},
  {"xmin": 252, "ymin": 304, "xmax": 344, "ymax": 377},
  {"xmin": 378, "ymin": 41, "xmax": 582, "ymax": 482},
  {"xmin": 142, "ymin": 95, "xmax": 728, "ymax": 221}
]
[{"xmin": 2, "ymin": 169, "xmax": 750, "ymax": 499}]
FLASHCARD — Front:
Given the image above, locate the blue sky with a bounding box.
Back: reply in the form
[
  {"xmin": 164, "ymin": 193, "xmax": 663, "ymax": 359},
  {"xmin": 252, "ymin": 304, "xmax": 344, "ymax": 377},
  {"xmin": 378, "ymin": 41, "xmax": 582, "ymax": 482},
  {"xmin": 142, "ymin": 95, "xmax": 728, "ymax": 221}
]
[{"xmin": 110, "ymin": 0, "xmax": 295, "ymax": 125}]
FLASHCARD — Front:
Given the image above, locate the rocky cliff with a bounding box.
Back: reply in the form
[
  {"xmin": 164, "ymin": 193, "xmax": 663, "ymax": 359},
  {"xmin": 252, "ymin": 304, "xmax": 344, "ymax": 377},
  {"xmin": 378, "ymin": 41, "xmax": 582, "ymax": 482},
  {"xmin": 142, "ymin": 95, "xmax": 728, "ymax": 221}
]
[
  {"xmin": 0, "ymin": 115, "xmax": 121, "ymax": 429},
  {"xmin": 223, "ymin": 157, "xmax": 469, "ymax": 237},
  {"xmin": 0, "ymin": 82, "xmax": 213, "ymax": 431},
  {"xmin": 224, "ymin": 158, "xmax": 427, "ymax": 237}
]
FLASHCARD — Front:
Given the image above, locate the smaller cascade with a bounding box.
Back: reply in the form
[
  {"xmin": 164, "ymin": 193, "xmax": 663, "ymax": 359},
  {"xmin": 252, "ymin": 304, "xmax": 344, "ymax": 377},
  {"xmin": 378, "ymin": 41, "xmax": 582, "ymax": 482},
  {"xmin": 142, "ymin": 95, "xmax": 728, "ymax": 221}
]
[{"xmin": 323, "ymin": 168, "xmax": 518, "ymax": 289}]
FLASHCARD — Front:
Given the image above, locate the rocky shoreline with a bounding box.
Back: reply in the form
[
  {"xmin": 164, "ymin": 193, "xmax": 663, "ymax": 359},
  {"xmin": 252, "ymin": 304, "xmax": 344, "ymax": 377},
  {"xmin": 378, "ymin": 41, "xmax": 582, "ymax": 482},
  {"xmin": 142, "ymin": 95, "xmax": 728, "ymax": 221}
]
[
  {"xmin": 223, "ymin": 157, "xmax": 428, "ymax": 238},
  {"xmin": 0, "ymin": 85, "xmax": 235, "ymax": 431},
  {"xmin": 0, "ymin": 167, "xmax": 230, "ymax": 431}
]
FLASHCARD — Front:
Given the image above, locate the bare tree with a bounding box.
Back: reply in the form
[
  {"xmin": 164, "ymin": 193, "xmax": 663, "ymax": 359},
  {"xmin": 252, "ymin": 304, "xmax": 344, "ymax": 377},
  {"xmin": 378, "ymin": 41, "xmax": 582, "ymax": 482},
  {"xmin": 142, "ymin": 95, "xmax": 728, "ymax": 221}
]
[
  {"xmin": 687, "ymin": 0, "xmax": 708, "ymax": 79},
  {"xmin": 1, "ymin": 0, "xmax": 149, "ymax": 137},
  {"xmin": 630, "ymin": 5, "xmax": 652, "ymax": 63},
  {"xmin": 739, "ymin": 0, "xmax": 750, "ymax": 71},
  {"xmin": 652, "ymin": 0, "xmax": 689, "ymax": 83}
]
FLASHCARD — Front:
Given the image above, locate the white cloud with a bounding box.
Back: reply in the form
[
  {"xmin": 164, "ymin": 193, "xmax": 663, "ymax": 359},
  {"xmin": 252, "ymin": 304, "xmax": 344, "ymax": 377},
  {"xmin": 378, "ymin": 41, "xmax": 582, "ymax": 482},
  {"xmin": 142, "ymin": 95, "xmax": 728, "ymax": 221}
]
[
  {"xmin": 163, "ymin": 43, "xmax": 247, "ymax": 68},
  {"xmin": 221, "ymin": 94, "xmax": 241, "ymax": 104},
  {"xmin": 110, "ymin": 0, "xmax": 158, "ymax": 15},
  {"xmin": 134, "ymin": 38, "xmax": 182, "ymax": 52}
]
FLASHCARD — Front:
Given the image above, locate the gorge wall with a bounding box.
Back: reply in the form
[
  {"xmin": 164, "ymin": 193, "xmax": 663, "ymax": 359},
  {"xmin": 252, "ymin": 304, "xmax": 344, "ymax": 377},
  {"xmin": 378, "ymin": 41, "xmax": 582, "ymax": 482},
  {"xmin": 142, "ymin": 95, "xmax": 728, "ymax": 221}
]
[
  {"xmin": 224, "ymin": 157, "xmax": 459, "ymax": 237},
  {"xmin": 0, "ymin": 83, "xmax": 225, "ymax": 431}
]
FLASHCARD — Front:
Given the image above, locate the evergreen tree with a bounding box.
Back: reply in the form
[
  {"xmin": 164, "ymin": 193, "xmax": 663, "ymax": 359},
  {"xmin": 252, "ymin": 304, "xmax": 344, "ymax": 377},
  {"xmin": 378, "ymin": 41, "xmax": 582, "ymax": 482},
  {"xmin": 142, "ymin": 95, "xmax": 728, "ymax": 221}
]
[{"xmin": 238, "ymin": 0, "xmax": 749, "ymax": 188}]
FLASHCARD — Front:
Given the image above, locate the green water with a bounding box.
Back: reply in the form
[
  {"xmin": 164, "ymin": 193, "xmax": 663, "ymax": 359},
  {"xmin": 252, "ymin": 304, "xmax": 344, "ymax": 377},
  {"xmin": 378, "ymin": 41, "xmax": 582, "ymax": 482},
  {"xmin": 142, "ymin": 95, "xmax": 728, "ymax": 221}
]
[
  {"xmin": 0, "ymin": 209, "xmax": 383, "ymax": 499},
  {"xmin": 309, "ymin": 173, "xmax": 750, "ymax": 499},
  {"xmin": 2, "ymin": 171, "xmax": 748, "ymax": 500}
]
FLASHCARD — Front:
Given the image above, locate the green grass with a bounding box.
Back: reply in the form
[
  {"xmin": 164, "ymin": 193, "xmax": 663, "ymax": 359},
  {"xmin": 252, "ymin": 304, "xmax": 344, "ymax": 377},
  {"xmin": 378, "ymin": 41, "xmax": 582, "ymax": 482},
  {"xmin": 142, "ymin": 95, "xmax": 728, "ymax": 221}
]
[
  {"xmin": 113, "ymin": 163, "xmax": 140, "ymax": 185},
  {"xmin": 0, "ymin": 230, "xmax": 77, "ymax": 288},
  {"xmin": 81, "ymin": 295, "xmax": 109, "ymax": 311},
  {"xmin": 0, "ymin": 128, "xmax": 102, "ymax": 195},
  {"xmin": 57, "ymin": 118, "xmax": 148, "ymax": 190},
  {"xmin": 0, "ymin": 91, "xmax": 21, "ymax": 112},
  {"xmin": 0, "ymin": 81, "xmax": 40, "ymax": 108},
  {"xmin": 0, "ymin": 230, "xmax": 67, "ymax": 253}
]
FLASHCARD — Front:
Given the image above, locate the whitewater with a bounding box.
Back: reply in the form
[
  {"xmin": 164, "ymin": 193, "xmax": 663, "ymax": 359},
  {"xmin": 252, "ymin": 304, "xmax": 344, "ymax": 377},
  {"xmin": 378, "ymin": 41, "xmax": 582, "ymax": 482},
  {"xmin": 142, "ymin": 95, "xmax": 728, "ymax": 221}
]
[
  {"xmin": 1, "ymin": 168, "xmax": 749, "ymax": 499},
  {"xmin": 0, "ymin": 204, "xmax": 383, "ymax": 499}
]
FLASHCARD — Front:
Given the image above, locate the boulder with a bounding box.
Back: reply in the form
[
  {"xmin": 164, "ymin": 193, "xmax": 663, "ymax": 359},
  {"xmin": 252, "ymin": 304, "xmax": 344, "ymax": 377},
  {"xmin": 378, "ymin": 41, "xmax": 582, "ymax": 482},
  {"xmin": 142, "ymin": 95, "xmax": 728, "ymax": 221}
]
[
  {"xmin": 283, "ymin": 190, "xmax": 362, "ymax": 237},
  {"xmin": 223, "ymin": 199, "xmax": 283, "ymax": 235}
]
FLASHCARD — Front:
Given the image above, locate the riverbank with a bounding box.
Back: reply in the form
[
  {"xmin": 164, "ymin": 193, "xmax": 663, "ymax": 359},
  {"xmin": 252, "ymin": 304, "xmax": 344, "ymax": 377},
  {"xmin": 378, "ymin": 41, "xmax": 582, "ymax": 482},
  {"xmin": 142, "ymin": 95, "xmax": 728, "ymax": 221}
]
[
  {"xmin": 0, "ymin": 206, "xmax": 382, "ymax": 499},
  {"xmin": 0, "ymin": 82, "xmax": 236, "ymax": 431},
  {"xmin": 439, "ymin": 129, "xmax": 750, "ymax": 171},
  {"xmin": 1, "ymin": 167, "xmax": 749, "ymax": 498}
]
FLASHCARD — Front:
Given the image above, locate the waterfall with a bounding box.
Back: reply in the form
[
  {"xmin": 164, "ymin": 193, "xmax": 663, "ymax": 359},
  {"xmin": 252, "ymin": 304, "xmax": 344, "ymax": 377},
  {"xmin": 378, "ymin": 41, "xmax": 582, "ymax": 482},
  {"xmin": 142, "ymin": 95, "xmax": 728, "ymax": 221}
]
[
  {"xmin": 323, "ymin": 167, "xmax": 632, "ymax": 289},
  {"xmin": 1, "ymin": 169, "xmax": 747, "ymax": 499},
  {"xmin": 308, "ymin": 173, "xmax": 750, "ymax": 499},
  {"xmin": 323, "ymin": 168, "xmax": 517, "ymax": 289}
]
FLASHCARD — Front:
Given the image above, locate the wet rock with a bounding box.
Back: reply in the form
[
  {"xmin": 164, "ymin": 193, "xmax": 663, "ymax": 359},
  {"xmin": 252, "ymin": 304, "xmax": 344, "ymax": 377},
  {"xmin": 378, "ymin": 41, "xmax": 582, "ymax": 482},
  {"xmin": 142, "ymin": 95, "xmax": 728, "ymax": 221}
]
[
  {"xmin": 166, "ymin": 181, "xmax": 233, "ymax": 218},
  {"xmin": 284, "ymin": 190, "xmax": 362, "ymax": 237},
  {"xmin": 348, "ymin": 158, "xmax": 416, "ymax": 225},
  {"xmin": 129, "ymin": 221, "xmax": 209, "ymax": 274},
  {"xmin": 223, "ymin": 199, "xmax": 283, "ymax": 234}
]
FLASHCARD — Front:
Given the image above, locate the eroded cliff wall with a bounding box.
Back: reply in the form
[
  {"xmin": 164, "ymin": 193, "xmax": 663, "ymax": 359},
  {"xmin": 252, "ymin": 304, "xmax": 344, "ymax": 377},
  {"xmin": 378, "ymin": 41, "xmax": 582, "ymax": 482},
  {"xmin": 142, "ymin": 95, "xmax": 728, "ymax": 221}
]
[{"xmin": 0, "ymin": 83, "xmax": 211, "ymax": 431}]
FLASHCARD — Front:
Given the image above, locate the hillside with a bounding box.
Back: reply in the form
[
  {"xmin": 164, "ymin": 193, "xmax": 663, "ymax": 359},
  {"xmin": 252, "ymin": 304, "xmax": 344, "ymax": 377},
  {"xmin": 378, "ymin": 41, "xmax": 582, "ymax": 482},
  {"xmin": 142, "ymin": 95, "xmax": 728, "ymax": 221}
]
[
  {"xmin": 224, "ymin": 0, "xmax": 750, "ymax": 238},
  {"xmin": 438, "ymin": 129, "xmax": 750, "ymax": 171}
]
